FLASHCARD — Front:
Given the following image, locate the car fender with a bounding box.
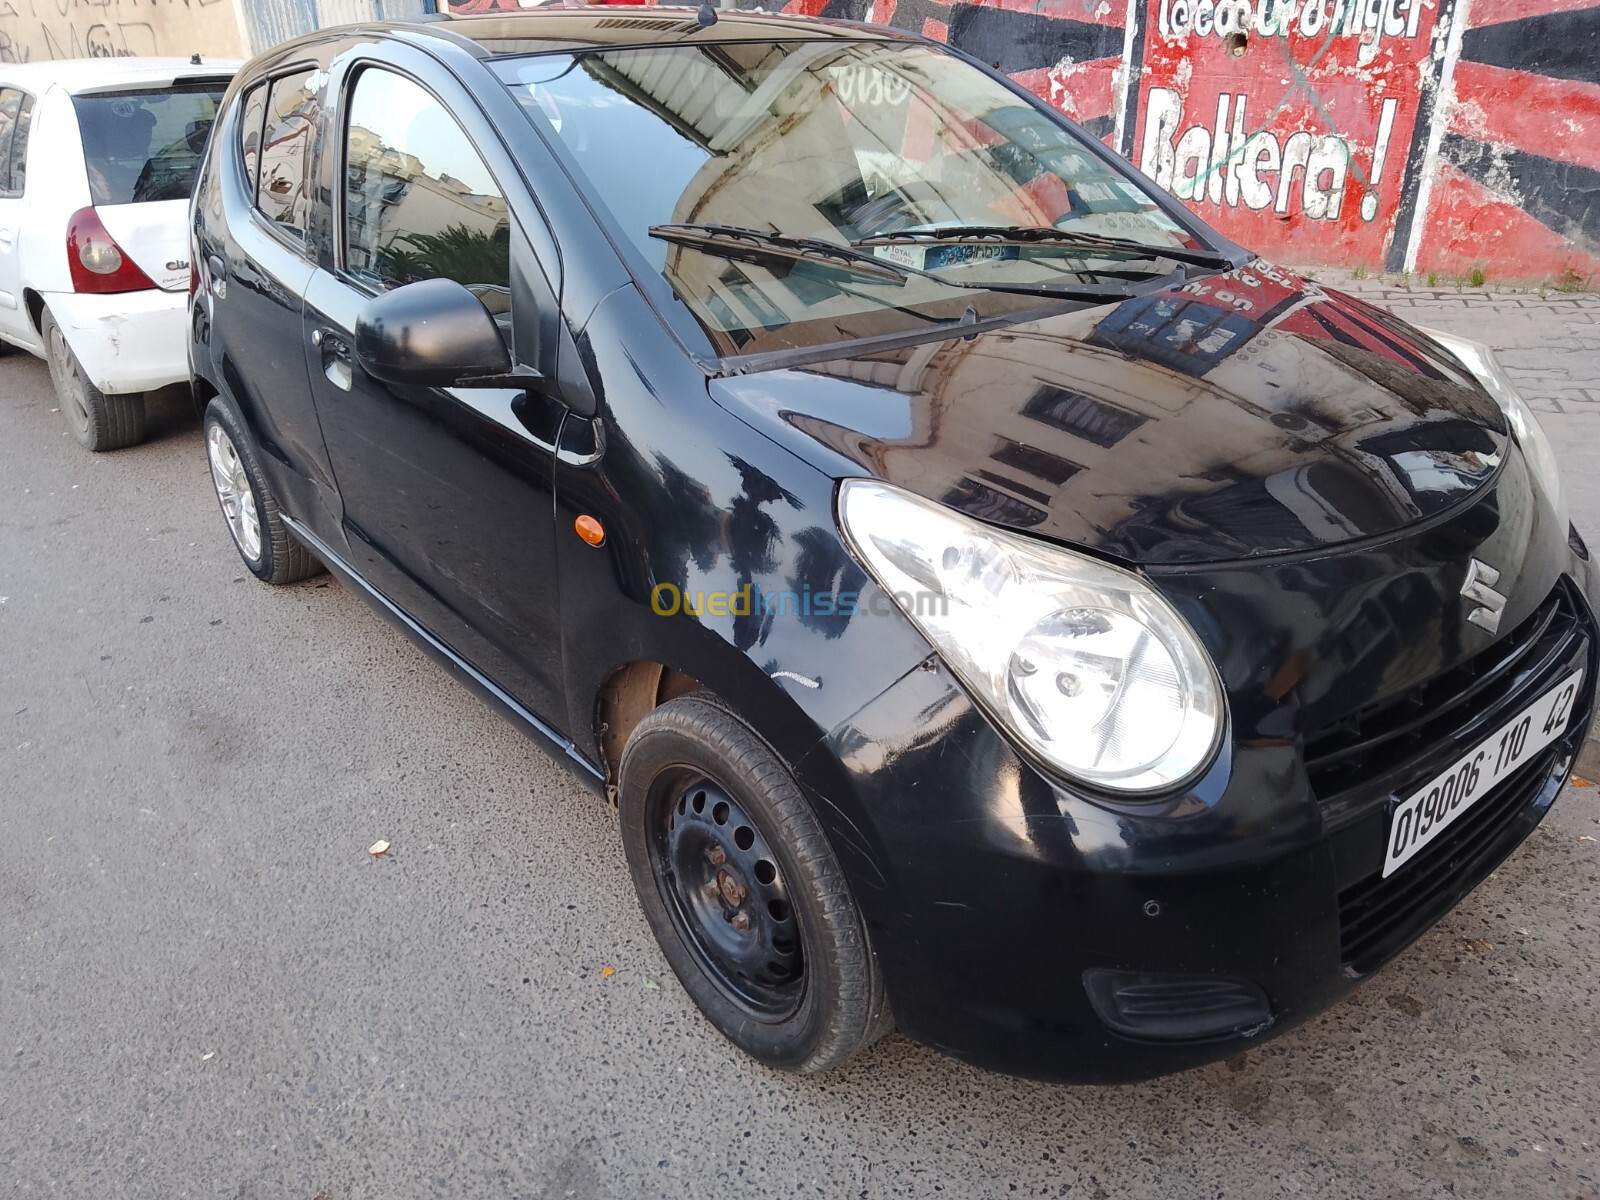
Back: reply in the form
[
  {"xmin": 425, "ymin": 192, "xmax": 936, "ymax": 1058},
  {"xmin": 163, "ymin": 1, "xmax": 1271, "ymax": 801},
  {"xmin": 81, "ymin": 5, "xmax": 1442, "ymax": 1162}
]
[{"xmin": 552, "ymin": 284, "xmax": 935, "ymax": 781}]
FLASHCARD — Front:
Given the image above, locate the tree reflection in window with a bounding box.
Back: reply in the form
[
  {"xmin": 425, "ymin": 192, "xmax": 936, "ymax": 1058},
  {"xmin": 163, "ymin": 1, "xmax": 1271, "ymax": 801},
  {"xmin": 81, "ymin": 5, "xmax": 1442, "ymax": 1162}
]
[{"xmin": 343, "ymin": 68, "xmax": 512, "ymax": 337}]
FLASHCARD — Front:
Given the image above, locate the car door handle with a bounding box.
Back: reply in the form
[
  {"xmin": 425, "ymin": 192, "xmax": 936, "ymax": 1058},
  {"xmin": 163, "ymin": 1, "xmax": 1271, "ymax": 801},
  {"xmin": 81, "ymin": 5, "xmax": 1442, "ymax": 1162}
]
[
  {"xmin": 314, "ymin": 328, "xmax": 353, "ymax": 391},
  {"xmin": 0, "ymin": 228, "xmax": 13, "ymax": 248},
  {"xmin": 206, "ymin": 254, "xmax": 226, "ymax": 298}
]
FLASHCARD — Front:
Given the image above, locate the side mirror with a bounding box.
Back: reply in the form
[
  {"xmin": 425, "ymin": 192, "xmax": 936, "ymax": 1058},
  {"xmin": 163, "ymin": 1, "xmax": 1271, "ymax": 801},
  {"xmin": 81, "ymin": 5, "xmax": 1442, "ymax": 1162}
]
[{"xmin": 354, "ymin": 277, "xmax": 526, "ymax": 389}]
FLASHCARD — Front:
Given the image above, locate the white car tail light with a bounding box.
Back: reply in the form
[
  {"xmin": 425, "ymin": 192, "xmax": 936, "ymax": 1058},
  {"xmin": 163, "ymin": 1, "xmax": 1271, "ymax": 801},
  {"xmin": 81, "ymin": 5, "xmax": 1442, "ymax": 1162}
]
[{"xmin": 66, "ymin": 207, "xmax": 158, "ymax": 295}]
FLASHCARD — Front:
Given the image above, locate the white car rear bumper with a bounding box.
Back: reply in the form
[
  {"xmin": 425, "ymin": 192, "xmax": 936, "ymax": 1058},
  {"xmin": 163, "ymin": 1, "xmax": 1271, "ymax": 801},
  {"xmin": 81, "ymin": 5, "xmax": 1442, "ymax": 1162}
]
[{"xmin": 43, "ymin": 288, "xmax": 190, "ymax": 395}]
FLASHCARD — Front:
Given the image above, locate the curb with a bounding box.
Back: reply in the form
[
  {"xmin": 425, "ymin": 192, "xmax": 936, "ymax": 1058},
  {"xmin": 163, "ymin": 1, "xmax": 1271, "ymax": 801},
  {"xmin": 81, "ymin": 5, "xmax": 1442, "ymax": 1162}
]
[{"xmin": 1576, "ymin": 735, "xmax": 1600, "ymax": 784}]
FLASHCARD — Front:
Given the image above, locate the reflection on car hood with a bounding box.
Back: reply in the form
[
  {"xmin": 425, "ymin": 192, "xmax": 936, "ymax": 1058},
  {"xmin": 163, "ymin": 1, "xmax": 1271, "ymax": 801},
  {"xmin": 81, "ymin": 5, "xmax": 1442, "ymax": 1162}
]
[{"xmin": 708, "ymin": 262, "xmax": 1511, "ymax": 566}]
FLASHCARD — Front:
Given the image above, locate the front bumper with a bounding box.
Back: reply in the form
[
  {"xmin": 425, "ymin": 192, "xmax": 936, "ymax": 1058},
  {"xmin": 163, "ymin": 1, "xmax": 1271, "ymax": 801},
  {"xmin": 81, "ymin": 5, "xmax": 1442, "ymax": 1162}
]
[
  {"xmin": 43, "ymin": 288, "xmax": 190, "ymax": 395},
  {"xmin": 795, "ymin": 458, "xmax": 1599, "ymax": 1084}
]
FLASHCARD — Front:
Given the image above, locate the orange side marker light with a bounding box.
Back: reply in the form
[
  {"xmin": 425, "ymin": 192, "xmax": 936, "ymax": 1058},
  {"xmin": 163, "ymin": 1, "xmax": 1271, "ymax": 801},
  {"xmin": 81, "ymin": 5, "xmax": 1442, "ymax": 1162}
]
[{"xmin": 575, "ymin": 514, "xmax": 606, "ymax": 547}]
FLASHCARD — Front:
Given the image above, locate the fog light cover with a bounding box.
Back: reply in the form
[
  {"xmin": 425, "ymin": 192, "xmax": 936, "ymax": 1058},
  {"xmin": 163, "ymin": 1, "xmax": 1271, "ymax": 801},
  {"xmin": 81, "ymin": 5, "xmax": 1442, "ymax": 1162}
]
[{"xmin": 1083, "ymin": 969, "xmax": 1272, "ymax": 1041}]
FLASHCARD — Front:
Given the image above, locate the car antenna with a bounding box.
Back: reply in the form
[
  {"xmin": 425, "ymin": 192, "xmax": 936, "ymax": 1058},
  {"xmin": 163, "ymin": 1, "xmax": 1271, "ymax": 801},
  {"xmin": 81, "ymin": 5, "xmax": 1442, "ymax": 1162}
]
[{"xmin": 697, "ymin": 1, "xmax": 718, "ymax": 27}]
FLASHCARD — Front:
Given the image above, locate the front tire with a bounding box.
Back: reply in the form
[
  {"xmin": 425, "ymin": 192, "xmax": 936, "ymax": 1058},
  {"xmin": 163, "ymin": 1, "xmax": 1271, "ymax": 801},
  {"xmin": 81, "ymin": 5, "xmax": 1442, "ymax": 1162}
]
[
  {"xmin": 618, "ymin": 693, "xmax": 892, "ymax": 1073},
  {"xmin": 203, "ymin": 396, "xmax": 322, "ymax": 585},
  {"xmin": 42, "ymin": 310, "xmax": 146, "ymax": 451}
]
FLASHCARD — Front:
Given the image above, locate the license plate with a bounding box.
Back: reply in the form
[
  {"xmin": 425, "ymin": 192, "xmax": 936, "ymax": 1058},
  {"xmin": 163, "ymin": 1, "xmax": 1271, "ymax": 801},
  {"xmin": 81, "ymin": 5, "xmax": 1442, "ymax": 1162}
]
[{"xmin": 1383, "ymin": 668, "xmax": 1585, "ymax": 877}]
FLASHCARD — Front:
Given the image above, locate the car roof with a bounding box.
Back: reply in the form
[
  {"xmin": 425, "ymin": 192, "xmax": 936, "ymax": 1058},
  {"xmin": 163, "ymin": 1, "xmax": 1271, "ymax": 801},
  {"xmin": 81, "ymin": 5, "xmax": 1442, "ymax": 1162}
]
[
  {"xmin": 0, "ymin": 58, "xmax": 239, "ymax": 94},
  {"xmin": 410, "ymin": 7, "xmax": 911, "ymax": 56}
]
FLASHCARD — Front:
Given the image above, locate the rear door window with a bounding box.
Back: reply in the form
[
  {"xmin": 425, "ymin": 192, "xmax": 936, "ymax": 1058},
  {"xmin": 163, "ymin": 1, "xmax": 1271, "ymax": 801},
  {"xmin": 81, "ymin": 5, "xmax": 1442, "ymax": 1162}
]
[
  {"xmin": 73, "ymin": 81, "xmax": 228, "ymax": 204},
  {"xmin": 257, "ymin": 70, "xmax": 320, "ymax": 241}
]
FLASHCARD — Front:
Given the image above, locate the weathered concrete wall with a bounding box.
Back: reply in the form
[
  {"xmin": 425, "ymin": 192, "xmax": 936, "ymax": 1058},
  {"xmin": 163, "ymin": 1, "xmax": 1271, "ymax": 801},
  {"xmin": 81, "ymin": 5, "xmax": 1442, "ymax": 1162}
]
[
  {"xmin": 0, "ymin": 0, "xmax": 431, "ymax": 64},
  {"xmin": 0, "ymin": 0, "xmax": 249, "ymax": 63},
  {"xmin": 448, "ymin": 0, "xmax": 1600, "ymax": 285}
]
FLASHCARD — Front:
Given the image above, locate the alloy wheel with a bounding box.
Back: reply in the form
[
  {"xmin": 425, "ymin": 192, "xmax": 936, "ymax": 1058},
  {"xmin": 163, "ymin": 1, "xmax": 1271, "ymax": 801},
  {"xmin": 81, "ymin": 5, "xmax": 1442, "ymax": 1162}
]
[
  {"xmin": 47, "ymin": 324, "xmax": 90, "ymax": 440},
  {"xmin": 207, "ymin": 423, "xmax": 262, "ymax": 562}
]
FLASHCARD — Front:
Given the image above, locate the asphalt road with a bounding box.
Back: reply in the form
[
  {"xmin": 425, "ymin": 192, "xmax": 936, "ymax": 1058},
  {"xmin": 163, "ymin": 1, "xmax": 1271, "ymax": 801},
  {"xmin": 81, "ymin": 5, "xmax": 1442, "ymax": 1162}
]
[{"xmin": 3, "ymin": 333, "xmax": 1600, "ymax": 1200}]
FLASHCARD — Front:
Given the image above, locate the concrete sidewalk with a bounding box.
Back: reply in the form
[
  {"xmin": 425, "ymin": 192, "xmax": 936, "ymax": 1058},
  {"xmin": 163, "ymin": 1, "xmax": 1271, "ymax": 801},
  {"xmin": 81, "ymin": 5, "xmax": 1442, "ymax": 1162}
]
[{"xmin": 1324, "ymin": 272, "xmax": 1600, "ymax": 774}]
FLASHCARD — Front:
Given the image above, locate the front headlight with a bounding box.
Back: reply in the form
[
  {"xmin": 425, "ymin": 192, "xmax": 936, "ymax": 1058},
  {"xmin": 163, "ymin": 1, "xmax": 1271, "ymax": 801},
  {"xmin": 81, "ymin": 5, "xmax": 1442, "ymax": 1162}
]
[
  {"xmin": 837, "ymin": 480, "xmax": 1225, "ymax": 794},
  {"xmin": 1421, "ymin": 326, "xmax": 1563, "ymax": 511}
]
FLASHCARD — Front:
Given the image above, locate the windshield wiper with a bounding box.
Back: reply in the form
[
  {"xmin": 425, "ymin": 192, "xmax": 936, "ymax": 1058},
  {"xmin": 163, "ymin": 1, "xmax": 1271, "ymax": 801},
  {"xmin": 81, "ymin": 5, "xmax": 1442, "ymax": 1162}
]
[
  {"xmin": 853, "ymin": 225, "xmax": 1235, "ymax": 270},
  {"xmin": 715, "ymin": 303, "xmax": 1033, "ymax": 377},
  {"xmin": 650, "ymin": 223, "xmax": 908, "ymax": 282},
  {"xmin": 649, "ymin": 222, "xmax": 1133, "ymax": 301}
]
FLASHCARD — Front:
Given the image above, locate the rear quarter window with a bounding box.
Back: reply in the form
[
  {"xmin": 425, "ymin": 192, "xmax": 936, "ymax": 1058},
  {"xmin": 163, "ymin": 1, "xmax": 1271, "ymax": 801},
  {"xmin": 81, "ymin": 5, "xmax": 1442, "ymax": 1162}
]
[
  {"xmin": 238, "ymin": 81, "xmax": 267, "ymax": 193},
  {"xmin": 72, "ymin": 81, "xmax": 228, "ymax": 205}
]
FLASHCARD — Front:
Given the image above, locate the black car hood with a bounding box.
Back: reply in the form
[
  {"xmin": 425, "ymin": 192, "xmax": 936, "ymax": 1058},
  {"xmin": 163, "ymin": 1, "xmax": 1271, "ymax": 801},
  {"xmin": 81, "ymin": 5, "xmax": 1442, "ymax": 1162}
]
[{"xmin": 708, "ymin": 265, "xmax": 1511, "ymax": 566}]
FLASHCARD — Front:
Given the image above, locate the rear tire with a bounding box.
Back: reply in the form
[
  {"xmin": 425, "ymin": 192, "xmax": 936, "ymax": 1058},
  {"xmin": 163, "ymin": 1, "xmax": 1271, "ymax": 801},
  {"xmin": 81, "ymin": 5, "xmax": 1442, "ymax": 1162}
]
[
  {"xmin": 42, "ymin": 309, "xmax": 146, "ymax": 451},
  {"xmin": 203, "ymin": 396, "xmax": 323, "ymax": 586},
  {"xmin": 618, "ymin": 693, "xmax": 892, "ymax": 1073}
]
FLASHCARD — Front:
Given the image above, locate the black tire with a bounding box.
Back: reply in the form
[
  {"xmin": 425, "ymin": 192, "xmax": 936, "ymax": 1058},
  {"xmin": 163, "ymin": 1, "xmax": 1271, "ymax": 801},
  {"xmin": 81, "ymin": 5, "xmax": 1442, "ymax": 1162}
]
[
  {"xmin": 42, "ymin": 309, "xmax": 147, "ymax": 451},
  {"xmin": 203, "ymin": 396, "xmax": 323, "ymax": 586},
  {"xmin": 618, "ymin": 693, "xmax": 892, "ymax": 1073}
]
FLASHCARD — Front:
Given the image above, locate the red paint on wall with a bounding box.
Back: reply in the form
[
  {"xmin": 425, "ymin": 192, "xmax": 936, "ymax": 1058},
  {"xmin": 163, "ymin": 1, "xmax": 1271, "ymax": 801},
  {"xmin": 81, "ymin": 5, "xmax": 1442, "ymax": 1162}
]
[
  {"xmin": 1453, "ymin": 0, "xmax": 1595, "ymax": 27},
  {"xmin": 1010, "ymin": 56, "xmax": 1120, "ymax": 131},
  {"xmin": 1449, "ymin": 62, "xmax": 1600, "ymax": 173},
  {"xmin": 1414, "ymin": 162, "xmax": 1600, "ymax": 281},
  {"xmin": 445, "ymin": 0, "xmax": 1600, "ymax": 282},
  {"xmin": 1132, "ymin": 0, "xmax": 1438, "ymax": 268}
]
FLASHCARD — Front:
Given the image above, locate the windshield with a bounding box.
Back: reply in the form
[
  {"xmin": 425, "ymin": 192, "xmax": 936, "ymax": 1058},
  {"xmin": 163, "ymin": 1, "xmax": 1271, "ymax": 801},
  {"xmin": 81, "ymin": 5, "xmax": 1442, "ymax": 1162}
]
[
  {"xmin": 73, "ymin": 82, "xmax": 227, "ymax": 205},
  {"xmin": 494, "ymin": 41, "xmax": 1205, "ymax": 358}
]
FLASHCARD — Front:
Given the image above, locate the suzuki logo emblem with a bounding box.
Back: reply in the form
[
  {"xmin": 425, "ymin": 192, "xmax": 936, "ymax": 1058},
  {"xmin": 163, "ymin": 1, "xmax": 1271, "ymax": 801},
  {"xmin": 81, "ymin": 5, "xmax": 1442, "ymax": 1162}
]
[{"xmin": 1461, "ymin": 558, "xmax": 1507, "ymax": 634}]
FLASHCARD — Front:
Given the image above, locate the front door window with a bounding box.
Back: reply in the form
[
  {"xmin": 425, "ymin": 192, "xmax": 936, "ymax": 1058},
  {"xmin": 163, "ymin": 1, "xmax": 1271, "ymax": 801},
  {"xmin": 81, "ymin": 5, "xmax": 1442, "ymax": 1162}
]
[{"xmin": 342, "ymin": 67, "xmax": 513, "ymax": 344}]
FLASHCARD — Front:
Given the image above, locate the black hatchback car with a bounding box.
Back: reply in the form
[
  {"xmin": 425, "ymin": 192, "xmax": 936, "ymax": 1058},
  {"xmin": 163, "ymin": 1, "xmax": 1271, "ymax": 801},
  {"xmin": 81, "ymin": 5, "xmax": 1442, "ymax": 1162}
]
[{"xmin": 189, "ymin": 9, "xmax": 1596, "ymax": 1083}]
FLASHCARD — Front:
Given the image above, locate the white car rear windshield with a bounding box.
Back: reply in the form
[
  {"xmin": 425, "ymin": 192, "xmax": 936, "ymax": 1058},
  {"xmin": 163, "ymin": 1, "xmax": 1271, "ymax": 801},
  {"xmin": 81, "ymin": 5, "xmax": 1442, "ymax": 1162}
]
[{"xmin": 72, "ymin": 81, "xmax": 227, "ymax": 205}]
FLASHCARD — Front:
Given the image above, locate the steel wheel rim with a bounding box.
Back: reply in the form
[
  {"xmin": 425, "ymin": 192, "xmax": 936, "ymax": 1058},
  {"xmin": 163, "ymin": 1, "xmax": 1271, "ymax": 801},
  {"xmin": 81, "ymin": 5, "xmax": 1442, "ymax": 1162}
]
[
  {"xmin": 649, "ymin": 769, "xmax": 806, "ymax": 1020},
  {"xmin": 207, "ymin": 424, "xmax": 262, "ymax": 562},
  {"xmin": 47, "ymin": 325, "xmax": 90, "ymax": 437}
]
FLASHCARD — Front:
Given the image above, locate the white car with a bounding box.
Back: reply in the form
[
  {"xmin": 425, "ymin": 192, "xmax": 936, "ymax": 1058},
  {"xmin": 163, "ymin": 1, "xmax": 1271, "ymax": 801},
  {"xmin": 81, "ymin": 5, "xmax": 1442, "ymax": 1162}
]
[{"xmin": 0, "ymin": 58, "xmax": 236, "ymax": 450}]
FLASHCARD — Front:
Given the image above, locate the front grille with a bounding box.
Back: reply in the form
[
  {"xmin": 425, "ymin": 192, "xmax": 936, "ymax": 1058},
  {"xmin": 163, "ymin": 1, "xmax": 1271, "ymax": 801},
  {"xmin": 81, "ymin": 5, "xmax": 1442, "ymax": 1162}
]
[
  {"xmin": 1338, "ymin": 744, "xmax": 1565, "ymax": 974},
  {"xmin": 1306, "ymin": 582, "xmax": 1586, "ymax": 819},
  {"xmin": 1309, "ymin": 578, "xmax": 1594, "ymax": 977}
]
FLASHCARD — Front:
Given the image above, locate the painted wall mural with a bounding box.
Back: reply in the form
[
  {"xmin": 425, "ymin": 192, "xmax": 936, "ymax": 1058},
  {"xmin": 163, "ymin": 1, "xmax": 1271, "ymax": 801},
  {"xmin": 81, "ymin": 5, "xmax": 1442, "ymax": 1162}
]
[
  {"xmin": 448, "ymin": 0, "xmax": 1600, "ymax": 283},
  {"xmin": 1135, "ymin": 0, "xmax": 1440, "ymax": 268}
]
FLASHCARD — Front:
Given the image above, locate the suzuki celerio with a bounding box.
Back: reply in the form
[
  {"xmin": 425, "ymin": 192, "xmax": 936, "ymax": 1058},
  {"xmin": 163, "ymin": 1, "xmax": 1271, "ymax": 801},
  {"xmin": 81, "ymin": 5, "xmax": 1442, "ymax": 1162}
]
[{"xmin": 189, "ymin": 10, "xmax": 1595, "ymax": 1081}]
